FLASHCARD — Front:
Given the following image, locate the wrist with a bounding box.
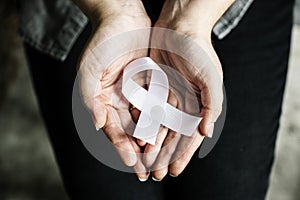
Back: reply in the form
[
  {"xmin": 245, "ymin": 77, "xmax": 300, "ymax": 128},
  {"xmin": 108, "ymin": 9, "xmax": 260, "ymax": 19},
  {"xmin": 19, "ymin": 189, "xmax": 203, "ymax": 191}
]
[
  {"xmin": 74, "ymin": 0, "xmax": 150, "ymax": 26},
  {"xmin": 155, "ymin": 0, "xmax": 235, "ymax": 40}
]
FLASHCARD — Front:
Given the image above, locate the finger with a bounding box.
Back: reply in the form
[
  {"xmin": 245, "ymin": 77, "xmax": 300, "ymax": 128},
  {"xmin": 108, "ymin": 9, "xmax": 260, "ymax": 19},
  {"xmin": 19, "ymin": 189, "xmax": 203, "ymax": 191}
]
[
  {"xmin": 136, "ymin": 139, "xmax": 147, "ymax": 147},
  {"xmin": 134, "ymin": 157, "xmax": 150, "ymax": 182},
  {"xmin": 79, "ymin": 66, "xmax": 107, "ymax": 129},
  {"xmin": 197, "ymin": 77, "xmax": 223, "ymax": 137},
  {"xmin": 194, "ymin": 46, "xmax": 223, "ymax": 137},
  {"xmin": 147, "ymin": 89, "xmax": 181, "ymax": 181},
  {"xmin": 127, "ymin": 137, "xmax": 150, "ymax": 181},
  {"xmin": 151, "ymin": 130, "xmax": 181, "ymax": 181},
  {"xmin": 117, "ymin": 107, "xmax": 147, "ymax": 147},
  {"xmin": 168, "ymin": 131, "xmax": 205, "ymax": 177},
  {"xmin": 102, "ymin": 107, "xmax": 137, "ymax": 166},
  {"xmin": 92, "ymin": 97, "xmax": 107, "ymax": 130},
  {"xmin": 128, "ymin": 105, "xmax": 146, "ymax": 147},
  {"xmin": 142, "ymin": 89, "xmax": 178, "ymax": 168},
  {"xmin": 143, "ymin": 126, "xmax": 168, "ymax": 168},
  {"xmin": 110, "ymin": 94, "xmax": 155, "ymax": 178}
]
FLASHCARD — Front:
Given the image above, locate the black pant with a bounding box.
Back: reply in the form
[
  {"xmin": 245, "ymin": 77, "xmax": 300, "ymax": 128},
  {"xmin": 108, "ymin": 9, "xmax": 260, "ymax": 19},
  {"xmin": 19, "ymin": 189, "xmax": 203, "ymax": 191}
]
[{"xmin": 25, "ymin": 0, "xmax": 294, "ymax": 199}]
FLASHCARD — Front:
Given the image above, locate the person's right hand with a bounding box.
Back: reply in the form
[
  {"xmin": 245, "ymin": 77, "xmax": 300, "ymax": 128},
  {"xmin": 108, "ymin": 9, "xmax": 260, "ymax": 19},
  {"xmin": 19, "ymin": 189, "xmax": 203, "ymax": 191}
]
[
  {"xmin": 74, "ymin": 0, "xmax": 151, "ymax": 180},
  {"xmin": 140, "ymin": 0, "xmax": 234, "ymax": 180}
]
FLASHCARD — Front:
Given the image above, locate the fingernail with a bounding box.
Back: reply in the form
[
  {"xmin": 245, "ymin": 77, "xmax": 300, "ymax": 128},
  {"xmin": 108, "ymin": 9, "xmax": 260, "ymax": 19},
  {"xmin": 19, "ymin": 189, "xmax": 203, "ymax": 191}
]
[
  {"xmin": 206, "ymin": 123, "xmax": 214, "ymax": 138},
  {"xmin": 138, "ymin": 177, "xmax": 149, "ymax": 182},
  {"xmin": 152, "ymin": 176, "xmax": 162, "ymax": 182},
  {"xmin": 169, "ymin": 173, "xmax": 177, "ymax": 177},
  {"xmin": 95, "ymin": 124, "xmax": 100, "ymax": 131}
]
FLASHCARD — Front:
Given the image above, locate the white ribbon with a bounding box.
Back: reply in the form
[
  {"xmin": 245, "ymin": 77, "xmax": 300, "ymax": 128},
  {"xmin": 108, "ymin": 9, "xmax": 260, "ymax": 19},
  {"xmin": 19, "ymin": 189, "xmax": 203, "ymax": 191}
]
[{"xmin": 122, "ymin": 57, "xmax": 202, "ymax": 145}]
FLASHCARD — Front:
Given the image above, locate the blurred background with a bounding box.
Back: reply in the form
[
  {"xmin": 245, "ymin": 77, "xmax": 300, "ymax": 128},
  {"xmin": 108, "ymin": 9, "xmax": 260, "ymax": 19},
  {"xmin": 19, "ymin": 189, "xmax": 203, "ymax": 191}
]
[{"xmin": 0, "ymin": 1, "xmax": 299, "ymax": 200}]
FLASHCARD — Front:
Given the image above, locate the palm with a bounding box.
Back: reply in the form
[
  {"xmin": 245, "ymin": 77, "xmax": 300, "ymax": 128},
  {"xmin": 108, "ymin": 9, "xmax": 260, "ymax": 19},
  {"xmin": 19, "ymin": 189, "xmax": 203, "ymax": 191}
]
[
  {"xmin": 78, "ymin": 15, "xmax": 151, "ymax": 178},
  {"xmin": 140, "ymin": 26, "xmax": 223, "ymax": 179}
]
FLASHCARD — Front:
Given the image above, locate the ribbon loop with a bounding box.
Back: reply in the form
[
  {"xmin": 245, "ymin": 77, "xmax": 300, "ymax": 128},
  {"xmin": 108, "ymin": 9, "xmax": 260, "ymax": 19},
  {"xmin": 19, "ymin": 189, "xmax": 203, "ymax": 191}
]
[{"xmin": 122, "ymin": 57, "xmax": 202, "ymax": 145}]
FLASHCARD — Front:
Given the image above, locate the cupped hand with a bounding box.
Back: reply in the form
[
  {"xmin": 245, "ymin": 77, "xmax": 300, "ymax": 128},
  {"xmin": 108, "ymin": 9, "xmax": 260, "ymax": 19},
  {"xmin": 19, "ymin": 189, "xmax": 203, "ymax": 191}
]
[
  {"xmin": 77, "ymin": 3, "xmax": 151, "ymax": 180},
  {"xmin": 142, "ymin": 0, "xmax": 225, "ymax": 180}
]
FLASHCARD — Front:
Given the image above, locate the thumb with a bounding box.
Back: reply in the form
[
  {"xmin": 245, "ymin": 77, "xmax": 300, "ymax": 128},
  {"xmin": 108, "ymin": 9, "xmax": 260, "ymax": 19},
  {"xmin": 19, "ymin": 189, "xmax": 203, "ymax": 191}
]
[
  {"xmin": 196, "ymin": 62, "xmax": 223, "ymax": 138},
  {"xmin": 198, "ymin": 75, "xmax": 223, "ymax": 138},
  {"xmin": 79, "ymin": 61, "xmax": 107, "ymax": 130},
  {"xmin": 92, "ymin": 98, "xmax": 107, "ymax": 130}
]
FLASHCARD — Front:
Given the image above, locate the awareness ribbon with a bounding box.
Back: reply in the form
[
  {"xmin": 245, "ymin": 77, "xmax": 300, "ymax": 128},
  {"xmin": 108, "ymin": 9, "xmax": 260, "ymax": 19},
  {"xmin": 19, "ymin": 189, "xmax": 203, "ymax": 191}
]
[{"xmin": 122, "ymin": 57, "xmax": 202, "ymax": 145}]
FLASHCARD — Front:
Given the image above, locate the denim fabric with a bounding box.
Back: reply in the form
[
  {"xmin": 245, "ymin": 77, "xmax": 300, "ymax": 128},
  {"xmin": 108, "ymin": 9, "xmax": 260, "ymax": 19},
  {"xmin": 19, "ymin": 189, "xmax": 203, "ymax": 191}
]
[
  {"xmin": 213, "ymin": 0, "xmax": 254, "ymax": 39},
  {"xmin": 17, "ymin": 0, "xmax": 253, "ymax": 61},
  {"xmin": 17, "ymin": 0, "xmax": 88, "ymax": 61}
]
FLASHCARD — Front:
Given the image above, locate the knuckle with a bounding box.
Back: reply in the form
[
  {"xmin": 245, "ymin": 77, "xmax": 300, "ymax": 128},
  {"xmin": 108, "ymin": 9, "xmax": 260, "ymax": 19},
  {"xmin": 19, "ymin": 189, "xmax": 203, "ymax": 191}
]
[{"xmin": 111, "ymin": 138, "xmax": 128, "ymax": 149}]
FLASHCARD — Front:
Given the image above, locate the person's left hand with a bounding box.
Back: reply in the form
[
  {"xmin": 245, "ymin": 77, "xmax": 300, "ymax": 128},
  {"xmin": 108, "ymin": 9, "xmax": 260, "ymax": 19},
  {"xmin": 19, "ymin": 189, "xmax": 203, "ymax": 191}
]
[{"xmin": 137, "ymin": 0, "xmax": 228, "ymax": 181}]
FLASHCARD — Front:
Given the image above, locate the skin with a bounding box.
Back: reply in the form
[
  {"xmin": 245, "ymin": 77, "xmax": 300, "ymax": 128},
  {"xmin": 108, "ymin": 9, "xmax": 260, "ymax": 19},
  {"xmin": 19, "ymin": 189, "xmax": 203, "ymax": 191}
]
[
  {"xmin": 144, "ymin": 0, "xmax": 235, "ymax": 181},
  {"xmin": 73, "ymin": 0, "xmax": 235, "ymax": 181}
]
